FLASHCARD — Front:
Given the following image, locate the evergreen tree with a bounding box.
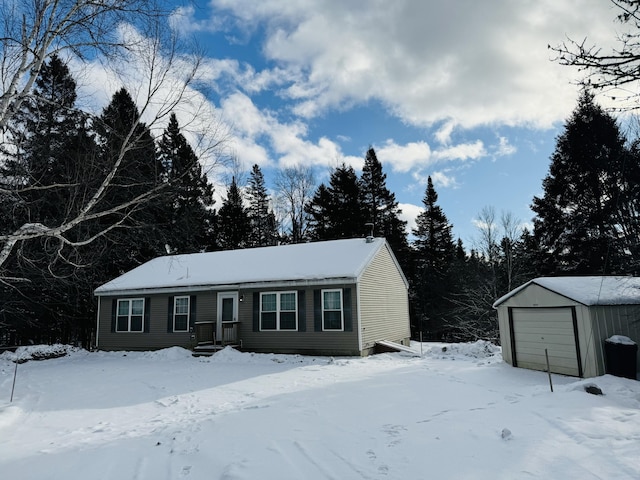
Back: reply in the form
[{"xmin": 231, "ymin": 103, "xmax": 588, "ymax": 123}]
[
  {"xmin": 247, "ymin": 164, "xmax": 278, "ymax": 247},
  {"xmin": 411, "ymin": 176, "xmax": 457, "ymax": 340},
  {"xmin": 359, "ymin": 147, "xmax": 409, "ymax": 267},
  {"xmin": 92, "ymin": 87, "xmax": 168, "ymax": 276},
  {"xmin": 323, "ymin": 163, "xmax": 367, "ymax": 239},
  {"xmin": 0, "ymin": 55, "xmax": 98, "ymax": 346},
  {"xmin": 305, "ymin": 183, "xmax": 332, "ymax": 241},
  {"xmin": 217, "ymin": 177, "xmax": 251, "ymax": 250},
  {"xmin": 531, "ymin": 91, "xmax": 628, "ymax": 274},
  {"xmin": 157, "ymin": 113, "xmax": 216, "ymax": 253}
]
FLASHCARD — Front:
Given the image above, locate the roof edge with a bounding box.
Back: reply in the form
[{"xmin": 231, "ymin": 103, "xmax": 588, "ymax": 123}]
[{"xmin": 94, "ymin": 276, "xmax": 358, "ymax": 297}]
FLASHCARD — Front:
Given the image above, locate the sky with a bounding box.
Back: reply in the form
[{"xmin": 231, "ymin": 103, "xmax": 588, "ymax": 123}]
[
  {"xmin": 2, "ymin": 343, "xmax": 640, "ymax": 479},
  {"xmin": 79, "ymin": 0, "xmax": 629, "ymax": 246}
]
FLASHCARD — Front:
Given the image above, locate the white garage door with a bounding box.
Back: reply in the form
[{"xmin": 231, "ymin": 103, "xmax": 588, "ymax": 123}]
[{"xmin": 511, "ymin": 307, "xmax": 581, "ymax": 377}]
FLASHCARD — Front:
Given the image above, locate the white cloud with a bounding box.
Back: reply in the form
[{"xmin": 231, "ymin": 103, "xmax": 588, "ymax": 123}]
[
  {"xmin": 219, "ymin": 92, "xmax": 361, "ymax": 170},
  {"xmin": 434, "ymin": 120, "xmax": 456, "ymax": 145},
  {"xmin": 430, "ymin": 171, "xmax": 459, "ymax": 189},
  {"xmin": 398, "ymin": 202, "xmax": 423, "ymax": 235},
  {"xmin": 432, "ymin": 141, "xmax": 486, "ymax": 162},
  {"xmin": 209, "ymin": 0, "xmax": 618, "ymax": 129},
  {"xmin": 376, "ymin": 140, "xmax": 432, "ymax": 173},
  {"xmin": 494, "ymin": 136, "xmax": 517, "ymax": 157}
]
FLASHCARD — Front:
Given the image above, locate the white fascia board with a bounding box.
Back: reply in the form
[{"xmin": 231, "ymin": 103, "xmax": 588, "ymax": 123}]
[{"xmin": 94, "ymin": 277, "xmax": 358, "ymax": 297}]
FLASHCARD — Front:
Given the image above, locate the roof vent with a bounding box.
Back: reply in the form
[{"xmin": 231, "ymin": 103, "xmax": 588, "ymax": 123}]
[{"xmin": 366, "ymin": 236, "xmax": 374, "ymax": 243}]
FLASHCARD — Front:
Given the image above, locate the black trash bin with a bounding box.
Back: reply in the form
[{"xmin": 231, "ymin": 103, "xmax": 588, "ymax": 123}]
[{"xmin": 604, "ymin": 335, "xmax": 638, "ymax": 380}]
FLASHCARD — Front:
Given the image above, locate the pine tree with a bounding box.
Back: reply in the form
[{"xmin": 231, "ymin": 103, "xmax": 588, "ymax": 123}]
[
  {"xmin": 305, "ymin": 183, "xmax": 332, "ymax": 241},
  {"xmin": 411, "ymin": 176, "xmax": 457, "ymax": 340},
  {"xmin": 359, "ymin": 147, "xmax": 409, "ymax": 267},
  {"xmin": 217, "ymin": 177, "xmax": 251, "ymax": 250},
  {"xmin": 92, "ymin": 87, "xmax": 168, "ymax": 275},
  {"xmin": 247, "ymin": 164, "xmax": 278, "ymax": 247},
  {"xmin": 325, "ymin": 163, "xmax": 367, "ymax": 239},
  {"xmin": 531, "ymin": 90, "xmax": 628, "ymax": 274},
  {"xmin": 157, "ymin": 113, "xmax": 216, "ymax": 253},
  {"xmin": 0, "ymin": 55, "xmax": 98, "ymax": 346}
]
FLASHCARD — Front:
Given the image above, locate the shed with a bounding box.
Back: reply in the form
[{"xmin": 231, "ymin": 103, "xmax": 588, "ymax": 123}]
[
  {"xmin": 493, "ymin": 276, "xmax": 640, "ymax": 378},
  {"xmin": 94, "ymin": 237, "xmax": 411, "ymax": 356}
]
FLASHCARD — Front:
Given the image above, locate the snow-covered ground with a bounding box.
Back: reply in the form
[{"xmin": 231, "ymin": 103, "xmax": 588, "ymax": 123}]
[{"xmin": 1, "ymin": 342, "xmax": 639, "ymax": 479}]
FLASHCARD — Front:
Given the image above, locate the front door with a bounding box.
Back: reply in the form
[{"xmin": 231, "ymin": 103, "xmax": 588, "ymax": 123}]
[{"xmin": 217, "ymin": 292, "xmax": 238, "ymax": 343}]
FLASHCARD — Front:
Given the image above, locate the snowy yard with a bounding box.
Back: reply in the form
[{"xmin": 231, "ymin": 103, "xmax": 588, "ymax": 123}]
[{"xmin": 1, "ymin": 342, "xmax": 640, "ymax": 479}]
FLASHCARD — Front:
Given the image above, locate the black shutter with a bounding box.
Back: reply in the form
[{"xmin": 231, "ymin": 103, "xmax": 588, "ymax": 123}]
[
  {"xmin": 144, "ymin": 297, "xmax": 151, "ymax": 333},
  {"xmin": 111, "ymin": 299, "xmax": 117, "ymax": 332},
  {"xmin": 314, "ymin": 290, "xmax": 322, "ymax": 332},
  {"xmin": 343, "ymin": 288, "xmax": 352, "ymax": 332},
  {"xmin": 167, "ymin": 296, "xmax": 174, "ymax": 332},
  {"xmin": 298, "ymin": 290, "xmax": 306, "ymax": 332},
  {"xmin": 253, "ymin": 292, "xmax": 260, "ymax": 332},
  {"xmin": 190, "ymin": 295, "xmax": 197, "ymax": 331}
]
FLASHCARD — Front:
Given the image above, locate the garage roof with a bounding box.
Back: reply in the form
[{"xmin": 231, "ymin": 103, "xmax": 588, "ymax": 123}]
[{"xmin": 493, "ymin": 276, "xmax": 640, "ymax": 307}]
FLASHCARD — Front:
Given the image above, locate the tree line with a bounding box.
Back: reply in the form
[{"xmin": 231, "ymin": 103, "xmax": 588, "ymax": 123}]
[{"xmin": 3, "ymin": 55, "xmax": 640, "ymax": 348}]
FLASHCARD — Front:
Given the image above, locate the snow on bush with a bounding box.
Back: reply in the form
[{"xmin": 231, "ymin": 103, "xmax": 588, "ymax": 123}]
[
  {"xmin": 422, "ymin": 340, "xmax": 501, "ymax": 360},
  {"xmin": 0, "ymin": 344, "xmax": 82, "ymax": 363}
]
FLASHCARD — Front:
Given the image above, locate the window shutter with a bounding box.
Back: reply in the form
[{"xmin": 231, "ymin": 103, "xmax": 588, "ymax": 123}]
[
  {"xmin": 314, "ymin": 290, "xmax": 322, "ymax": 332},
  {"xmin": 190, "ymin": 295, "xmax": 197, "ymax": 330},
  {"xmin": 343, "ymin": 288, "xmax": 352, "ymax": 332},
  {"xmin": 144, "ymin": 297, "xmax": 151, "ymax": 333},
  {"xmin": 298, "ymin": 290, "xmax": 306, "ymax": 332},
  {"xmin": 167, "ymin": 296, "xmax": 174, "ymax": 332},
  {"xmin": 111, "ymin": 299, "xmax": 117, "ymax": 332},
  {"xmin": 253, "ymin": 292, "xmax": 260, "ymax": 332}
]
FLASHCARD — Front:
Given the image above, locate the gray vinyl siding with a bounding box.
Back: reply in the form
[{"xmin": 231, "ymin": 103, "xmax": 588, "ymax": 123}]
[
  {"xmin": 97, "ymin": 292, "xmax": 217, "ymax": 351},
  {"xmin": 585, "ymin": 305, "xmax": 640, "ymax": 378},
  {"xmin": 237, "ymin": 284, "xmax": 361, "ymax": 356},
  {"xmin": 359, "ymin": 244, "xmax": 411, "ymax": 352}
]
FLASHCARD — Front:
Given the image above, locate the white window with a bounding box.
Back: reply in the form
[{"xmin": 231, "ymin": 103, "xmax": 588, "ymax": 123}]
[
  {"xmin": 322, "ymin": 289, "xmax": 343, "ymax": 330},
  {"xmin": 260, "ymin": 291, "xmax": 297, "ymax": 330},
  {"xmin": 116, "ymin": 298, "xmax": 144, "ymax": 332},
  {"xmin": 174, "ymin": 296, "xmax": 190, "ymax": 332}
]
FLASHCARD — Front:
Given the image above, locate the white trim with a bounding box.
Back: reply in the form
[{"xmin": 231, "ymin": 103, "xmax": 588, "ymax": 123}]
[
  {"xmin": 259, "ymin": 291, "xmax": 298, "ymax": 331},
  {"xmin": 173, "ymin": 295, "xmax": 190, "ymax": 332},
  {"xmin": 116, "ymin": 298, "xmax": 145, "ymax": 333},
  {"xmin": 321, "ymin": 288, "xmax": 344, "ymax": 331},
  {"xmin": 217, "ymin": 292, "xmax": 238, "ymax": 340},
  {"xmin": 95, "ymin": 277, "xmax": 357, "ymax": 297},
  {"xmin": 356, "ymin": 282, "xmax": 363, "ymax": 352}
]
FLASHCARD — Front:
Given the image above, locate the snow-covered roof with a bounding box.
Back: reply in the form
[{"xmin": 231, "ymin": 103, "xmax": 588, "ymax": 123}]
[
  {"xmin": 493, "ymin": 276, "xmax": 640, "ymax": 307},
  {"xmin": 95, "ymin": 237, "xmax": 390, "ymax": 296}
]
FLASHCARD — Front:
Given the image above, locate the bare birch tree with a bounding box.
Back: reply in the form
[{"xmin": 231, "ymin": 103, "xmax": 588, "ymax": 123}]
[
  {"xmin": 273, "ymin": 165, "xmax": 315, "ymax": 244},
  {"xmin": 0, "ymin": 0, "xmax": 226, "ymax": 277}
]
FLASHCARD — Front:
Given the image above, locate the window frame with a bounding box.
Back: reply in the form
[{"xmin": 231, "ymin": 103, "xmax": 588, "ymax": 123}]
[
  {"xmin": 260, "ymin": 291, "xmax": 298, "ymax": 331},
  {"xmin": 322, "ymin": 289, "xmax": 344, "ymax": 331},
  {"xmin": 116, "ymin": 298, "xmax": 145, "ymax": 333},
  {"xmin": 173, "ymin": 295, "xmax": 190, "ymax": 332}
]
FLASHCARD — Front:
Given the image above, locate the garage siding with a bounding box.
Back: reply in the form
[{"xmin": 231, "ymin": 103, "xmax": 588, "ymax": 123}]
[{"xmin": 510, "ymin": 307, "xmax": 581, "ymax": 377}]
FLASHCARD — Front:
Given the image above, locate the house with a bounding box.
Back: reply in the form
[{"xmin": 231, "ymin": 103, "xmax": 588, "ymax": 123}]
[
  {"xmin": 493, "ymin": 276, "xmax": 640, "ymax": 378},
  {"xmin": 94, "ymin": 237, "xmax": 411, "ymax": 356}
]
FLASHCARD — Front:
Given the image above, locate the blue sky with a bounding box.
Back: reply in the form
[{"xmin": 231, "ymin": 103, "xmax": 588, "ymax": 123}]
[{"xmin": 84, "ymin": 0, "xmax": 627, "ymax": 246}]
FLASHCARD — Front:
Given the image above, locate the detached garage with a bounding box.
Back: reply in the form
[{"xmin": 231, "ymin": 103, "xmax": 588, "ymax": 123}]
[{"xmin": 493, "ymin": 276, "xmax": 640, "ymax": 378}]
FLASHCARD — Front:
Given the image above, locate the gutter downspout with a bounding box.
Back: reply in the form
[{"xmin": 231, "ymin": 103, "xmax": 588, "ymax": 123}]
[{"xmin": 356, "ymin": 282, "xmax": 363, "ymax": 354}]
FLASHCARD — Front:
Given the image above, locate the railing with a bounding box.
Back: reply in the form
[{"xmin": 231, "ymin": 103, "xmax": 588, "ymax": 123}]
[
  {"xmin": 221, "ymin": 321, "xmax": 240, "ymax": 345},
  {"xmin": 195, "ymin": 321, "xmax": 216, "ymax": 345},
  {"xmin": 195, "ymin": 321, "xmax": 240, "ymax": 346}
]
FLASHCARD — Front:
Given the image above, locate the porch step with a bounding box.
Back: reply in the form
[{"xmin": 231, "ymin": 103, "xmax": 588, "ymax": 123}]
[{"xmin": 192, "ymin": 344, "xmax": 239, "ymax": 357}]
